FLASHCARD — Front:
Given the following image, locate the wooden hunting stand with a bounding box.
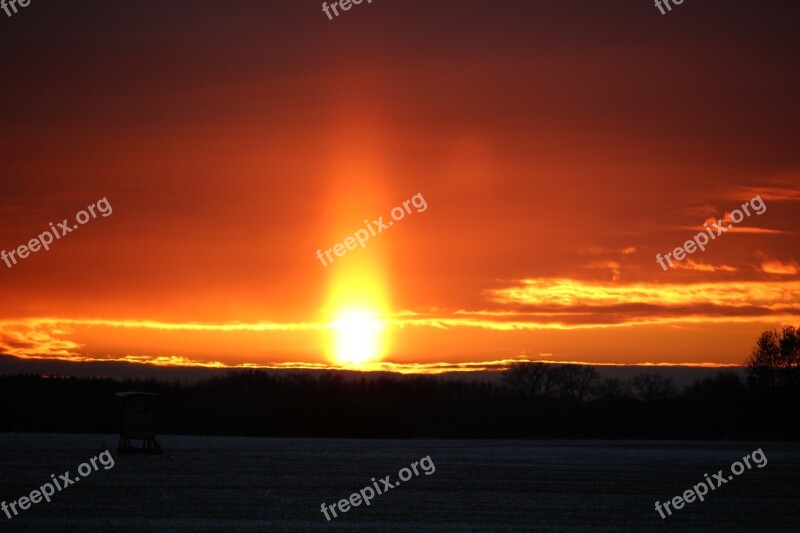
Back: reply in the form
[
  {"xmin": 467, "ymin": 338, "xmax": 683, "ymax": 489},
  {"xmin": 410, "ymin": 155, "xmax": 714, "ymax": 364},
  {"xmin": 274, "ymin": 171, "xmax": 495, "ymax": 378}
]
[{"xmin": 116, "ymin": 392, "xmax": 163, "ymax": 455}]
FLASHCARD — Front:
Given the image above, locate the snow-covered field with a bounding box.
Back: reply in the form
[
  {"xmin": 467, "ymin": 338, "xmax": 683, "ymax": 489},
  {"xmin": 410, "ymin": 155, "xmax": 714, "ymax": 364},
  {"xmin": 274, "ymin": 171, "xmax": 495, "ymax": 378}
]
[{"xmin": 1, "ymin": 434, "xmax": 798, "ymax": 532}]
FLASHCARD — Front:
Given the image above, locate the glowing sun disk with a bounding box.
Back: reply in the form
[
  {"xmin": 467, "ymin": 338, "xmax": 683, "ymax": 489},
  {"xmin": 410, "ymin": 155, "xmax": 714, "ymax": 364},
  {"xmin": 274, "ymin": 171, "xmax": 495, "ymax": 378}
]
[{"xmin": 330, "ymin": 310, "xmax": 384, "ymax": 366}]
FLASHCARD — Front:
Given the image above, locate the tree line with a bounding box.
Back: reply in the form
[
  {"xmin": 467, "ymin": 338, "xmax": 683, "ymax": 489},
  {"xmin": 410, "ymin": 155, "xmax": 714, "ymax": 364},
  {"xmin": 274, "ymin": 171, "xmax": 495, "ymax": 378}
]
[{"xmin": 0, "ymin": 326, "xmax": 797, "ymax": 439}]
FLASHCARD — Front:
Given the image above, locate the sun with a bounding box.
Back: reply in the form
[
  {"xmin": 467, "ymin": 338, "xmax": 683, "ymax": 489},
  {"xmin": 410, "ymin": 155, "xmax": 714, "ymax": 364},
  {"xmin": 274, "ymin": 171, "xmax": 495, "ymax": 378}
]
[{"xmin": 329, "ymin": 309, "xmax": 385, "ymax": 366}]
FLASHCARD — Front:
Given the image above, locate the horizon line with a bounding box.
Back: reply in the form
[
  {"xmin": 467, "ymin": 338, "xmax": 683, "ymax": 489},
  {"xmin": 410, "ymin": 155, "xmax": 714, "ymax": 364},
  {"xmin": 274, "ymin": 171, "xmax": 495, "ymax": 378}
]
[{"xmin": 1, "ymin": 353, "xmax": 745, "ymax": 376}]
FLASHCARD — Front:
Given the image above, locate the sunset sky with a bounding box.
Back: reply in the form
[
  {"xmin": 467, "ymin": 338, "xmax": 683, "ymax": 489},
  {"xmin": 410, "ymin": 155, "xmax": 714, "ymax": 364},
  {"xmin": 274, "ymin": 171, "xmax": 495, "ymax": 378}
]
[{"xmin": 1, "ymin": 1, "xmax": 798, "ymax": 373}]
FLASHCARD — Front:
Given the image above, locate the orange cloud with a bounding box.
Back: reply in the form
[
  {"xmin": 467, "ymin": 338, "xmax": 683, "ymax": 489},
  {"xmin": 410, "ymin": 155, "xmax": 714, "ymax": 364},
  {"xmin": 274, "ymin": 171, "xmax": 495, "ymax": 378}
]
[
  {"xmin": 673, "ymin": 259, "xmax": 737, "ymax": 273},
  {"xmin": 0, "ymin": 323, "xmax": 82, "ymax": 358},
  {"xmin": 761, "ymin": 259, "xmax": 800, "ymax": 275},
  {"xmin": 487, "ymin": 278, "xmax": 800, "ymax": 310},
  {"xmin": 587, "ymin": 260, "xmax": 622, "ymax": 281},
  {"xmin": 733, "ymin": 176, "xmax": 800, "ymax": 202}
]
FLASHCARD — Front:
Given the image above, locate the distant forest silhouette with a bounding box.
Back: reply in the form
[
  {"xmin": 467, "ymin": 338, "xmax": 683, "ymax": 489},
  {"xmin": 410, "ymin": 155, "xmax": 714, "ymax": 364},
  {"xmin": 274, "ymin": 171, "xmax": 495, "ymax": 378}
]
[{"xmin": 1, "ymin": 326, "xmax": 798, "ymax": 439}]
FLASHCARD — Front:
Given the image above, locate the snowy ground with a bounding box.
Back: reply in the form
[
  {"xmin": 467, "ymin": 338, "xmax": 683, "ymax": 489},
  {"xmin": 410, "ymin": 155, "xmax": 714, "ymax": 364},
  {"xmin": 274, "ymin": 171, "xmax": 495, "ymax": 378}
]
[{"xmin": 0, "ymin": 434, "xmax": 798, "ymax": 532}]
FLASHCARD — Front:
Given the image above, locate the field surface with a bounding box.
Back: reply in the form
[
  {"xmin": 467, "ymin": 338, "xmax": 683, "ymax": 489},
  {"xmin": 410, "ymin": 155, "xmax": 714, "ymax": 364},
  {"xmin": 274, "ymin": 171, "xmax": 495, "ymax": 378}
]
[{"xmin": 1, "ymin": 434, "xmax": 798, "ymax": 532}]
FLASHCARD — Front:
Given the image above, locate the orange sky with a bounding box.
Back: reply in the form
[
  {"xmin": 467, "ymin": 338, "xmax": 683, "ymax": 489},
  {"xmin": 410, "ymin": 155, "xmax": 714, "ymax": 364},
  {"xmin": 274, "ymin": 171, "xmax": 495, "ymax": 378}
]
[{"xmin": 1, "ymin": 1, "xmax": 799, "ymax": 373}]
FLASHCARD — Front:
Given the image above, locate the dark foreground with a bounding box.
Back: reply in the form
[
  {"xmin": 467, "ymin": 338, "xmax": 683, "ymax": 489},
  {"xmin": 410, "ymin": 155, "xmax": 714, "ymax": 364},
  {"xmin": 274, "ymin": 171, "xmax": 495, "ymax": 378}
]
[{"xmin": 0, "ymin": 434, "xmax": 798, "ymax": 532}]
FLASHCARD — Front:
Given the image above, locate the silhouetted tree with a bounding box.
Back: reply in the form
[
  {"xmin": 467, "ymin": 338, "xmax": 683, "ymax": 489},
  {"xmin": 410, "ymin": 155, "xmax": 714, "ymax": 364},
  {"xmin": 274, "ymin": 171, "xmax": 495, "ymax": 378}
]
[
  {"xmin": 593, "ymin": 377, "xmax": 633, "ymax": 400},
  {"xmin": 502, "ymin": 363, "xmax": 598, "ymax": 400},
  {"xmin": 684, "ymin": 371, "xmax": 746, "ymax": 401},
  {"xmin": 630, "ymin": 373, "xmax": 677, "ymax": 401},
  {"xmin": 550, "ymin": 365, "xmax": 600, "ymax": 401},
  {"xmin": 745, "ymin": 326, "xmax": 800, "ymax": 394},
  {"xmin": 502, "ymin": 363, "xmax": 553, "ymax": 397}
]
